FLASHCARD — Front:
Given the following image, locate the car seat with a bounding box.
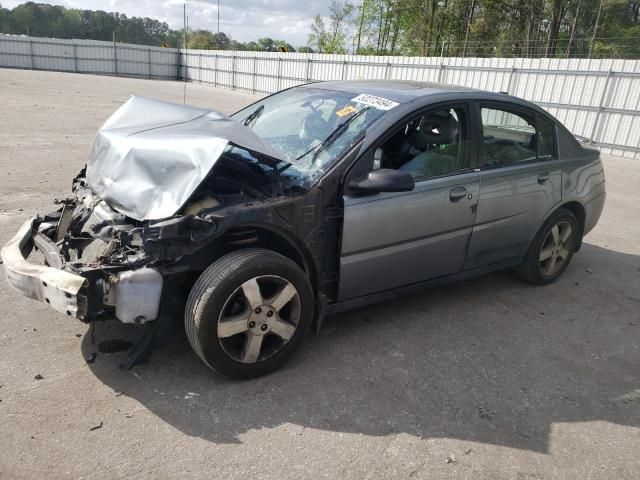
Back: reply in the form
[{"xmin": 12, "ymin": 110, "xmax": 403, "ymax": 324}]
[{"xmin": 400, "ymin": 112, "xmax": 459, "ymax": 177}]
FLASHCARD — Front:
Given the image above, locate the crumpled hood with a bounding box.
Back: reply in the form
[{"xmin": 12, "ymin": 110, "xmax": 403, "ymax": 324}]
[{"xmin": 86, "ymin": 96, "xmax": 284, "ymax": 221}]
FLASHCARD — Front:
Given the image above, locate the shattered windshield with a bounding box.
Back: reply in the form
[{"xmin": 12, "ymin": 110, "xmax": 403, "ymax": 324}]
[{"xmin": 230, "ymin": 87, "xmax": 389, "ymax": 186}]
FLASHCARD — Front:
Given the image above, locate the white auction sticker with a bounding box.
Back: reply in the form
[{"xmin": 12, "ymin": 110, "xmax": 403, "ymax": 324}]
[{"xmin": 351, "ymin": 93, "xmax": 399, "ymax": 111}]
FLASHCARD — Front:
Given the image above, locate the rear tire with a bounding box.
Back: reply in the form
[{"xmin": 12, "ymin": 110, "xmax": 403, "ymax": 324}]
[
  {"xmin": 185, "ymin": 248, "xmax": 314, "ymax": 379},
  {"xmin": 516, "ymin": 208, "xmax": 579, "ymax": 285}
]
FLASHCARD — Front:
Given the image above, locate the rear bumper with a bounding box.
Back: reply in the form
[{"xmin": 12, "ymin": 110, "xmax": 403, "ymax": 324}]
[
  {"xmin": 583, "ymin": 191, "xmax": 606, "ymax": 237},
  {"xmin": 1, "ymin": 217, "xmax": 88, "ymax": 319}
]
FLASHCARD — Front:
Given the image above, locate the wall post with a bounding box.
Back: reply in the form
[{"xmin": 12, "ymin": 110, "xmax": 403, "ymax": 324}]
[
  {"xmin": 276, "ymin": 57, "xmax": 282, "ymax": 91},
  {"xmin": 589, "ymin": 69, "xmax": 614, "ymax": 144},
  {"xmin": 437, "ymin": 63, "xmax": 446, "ymax": 83},
  {"xmin": 384, "ymin": 62, "xmax": 392, "ymax": 79},
  {"xmin": 252, "ymin": 56, "xmax": 257, "ymax": 94},
  {"xmin": 214, "ymin": 54, "xmax": 218, "ymax": 87},
  {"xmin": 72, "ymin": 41, "xmax": 78, "ymax": 72},
  {"xmin": 176, "ymin": 45, "xmax": 181, "ymax": 80},
  {"xmin": 147, "ymin": 47, "xmax": 152, "ymax": 78},
  {"xmin": 231, "ymin": 54, "xmax": 236, "ymax": 90},
  {"xmin": 305, "ymin": 58, "xmax": 312, "ymax": 82},
  {"xmin": 506, "ymin": 65, "xmax": 517, "ymax": 94},
  {"xmin": 28, "ymin": 39, "xmax": 34, "ymax": 70},
  {"xmin": 112, "ymin": 31, "xmax": 118, "ymax": 76}
]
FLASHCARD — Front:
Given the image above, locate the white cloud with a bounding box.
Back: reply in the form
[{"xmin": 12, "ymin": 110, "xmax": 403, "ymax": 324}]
[{"xmin": 2, "ymin": 0, "xmax": 334, "ymax": 46}]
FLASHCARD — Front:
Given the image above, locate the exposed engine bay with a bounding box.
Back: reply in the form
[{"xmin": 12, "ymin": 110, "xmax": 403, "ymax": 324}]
[{"xmin": 36, "ymin": 147, "xmax": 304, "ymax": 325}]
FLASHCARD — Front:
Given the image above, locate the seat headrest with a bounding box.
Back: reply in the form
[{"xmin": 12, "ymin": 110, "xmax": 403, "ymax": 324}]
[{"xmin": 412, "ymin": 112, "xmax": 458, "ymax": 148}]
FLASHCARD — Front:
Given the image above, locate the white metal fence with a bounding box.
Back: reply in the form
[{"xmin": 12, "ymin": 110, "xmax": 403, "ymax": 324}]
[
  {"xmin": 2, "ymin": 34, "xmax": 639, "ymax": 158},
  {"xmin": 0, "ymin": 34, "xmax": 178, "ymax": 79}
]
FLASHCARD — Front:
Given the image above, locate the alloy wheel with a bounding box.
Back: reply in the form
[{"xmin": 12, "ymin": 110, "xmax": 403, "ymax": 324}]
[
  {"xmin": 539, "ymin": 220, "xmax": 573, "ymax": 276},
  {"xmin": 217, "ymin": 275, "xmax": 301, "ymax": 363}
]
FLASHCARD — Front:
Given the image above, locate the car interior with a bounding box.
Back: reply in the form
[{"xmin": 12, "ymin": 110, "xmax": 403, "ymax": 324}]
[
  {"xmin": 375, "ymin": 108, "xmax": 468, "ymax": 179},
  {"xmin": 481, "ymin": 108, "xmax": 538, "ymax": 166}
]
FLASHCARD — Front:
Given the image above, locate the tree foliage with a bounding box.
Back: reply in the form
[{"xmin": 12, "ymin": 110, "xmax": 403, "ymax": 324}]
[
  {"xmin": 0, "ymin": 2, "xmax": 297, "ymax": 52},
  {"xmin": 308, "ymin": 1, "xmax": 355, "ymax": 53},
  {"xmin": 0, "ymin": 2, "xmax": 170, "ymax": 44},
  {"xmin": 312, "ymin": 0, "xmax": 640, "ymax": 57},
  {"xmin": 1, "ymin": 1, "xmax": 637, "ymax": 57}
]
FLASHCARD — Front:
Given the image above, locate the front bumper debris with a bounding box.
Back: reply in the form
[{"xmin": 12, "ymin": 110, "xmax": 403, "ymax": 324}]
[{"xmin": 1, "ymin": 217, "xmax": 88, "ymax": 319}]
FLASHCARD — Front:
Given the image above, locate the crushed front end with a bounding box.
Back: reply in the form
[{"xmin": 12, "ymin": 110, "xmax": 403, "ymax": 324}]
[
  {"xmin": 2, "ymin": 170, "xmax": 164, "ymax": 324},
  {"xmin": 1, "ymin": 96, "xmax": 313, "ymax": 327}
]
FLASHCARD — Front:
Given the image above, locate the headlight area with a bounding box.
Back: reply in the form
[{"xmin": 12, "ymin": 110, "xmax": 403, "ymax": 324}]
[
  {"xmin": 20, "ymin": 183, "xmax": 221, "ymax": 326},
  {"xmin": 73, "ymin": 215, "xmax": 218, "ymax": 325},
  {"xmin": 30, "ymin": 234, "xmax": 166, "ymax": 325},
  {"xmin": 141, "ymin": 215, "xmax": 218, "ymax": 261},
  {"xmin": 32, "ymin": 200, "xmax": 167, "ymax": 325}
]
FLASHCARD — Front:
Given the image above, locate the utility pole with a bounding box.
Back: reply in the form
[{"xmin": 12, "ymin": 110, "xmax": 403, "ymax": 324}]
[
  {"xmin": 183, "ymin": 3, "xmax": 187, "ymax": 50},
  {"xmin": 183, "ymin": 3, "xmax": 187, "ymax": 103},
  {"xmin": 218, "ymin": 0, "xmax": 220, "ymax": 34}
]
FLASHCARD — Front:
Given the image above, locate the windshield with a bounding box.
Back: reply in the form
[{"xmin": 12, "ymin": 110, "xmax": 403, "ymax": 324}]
[{"xmin": 230, "ymin": 87, "xmax": 389, "ymax": 186}]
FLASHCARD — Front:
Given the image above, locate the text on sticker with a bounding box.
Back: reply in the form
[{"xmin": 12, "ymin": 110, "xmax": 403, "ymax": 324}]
[{"xmin": 351, "ymin": 94, "xmax": 399, "ymax": 111}]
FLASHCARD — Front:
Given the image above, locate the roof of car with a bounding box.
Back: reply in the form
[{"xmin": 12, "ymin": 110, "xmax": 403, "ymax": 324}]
[{"xmin": 300, "ymin": 80, "xmax": 490, "ymax": 104}]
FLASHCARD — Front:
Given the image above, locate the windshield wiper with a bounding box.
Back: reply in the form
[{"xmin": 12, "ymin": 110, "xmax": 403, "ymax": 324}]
[
  {"xmin": 242, "ymin": 105, "xmax": 264, "ymax": 127},
  {"xmin": 295, "ymin": 107, "xmax": 370, "ymax": 163}
]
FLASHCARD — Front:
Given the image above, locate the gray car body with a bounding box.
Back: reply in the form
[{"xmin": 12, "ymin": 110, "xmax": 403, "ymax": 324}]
[
  {"xmin": 1, "ymin": 80, "xmax": 605, "ymax": 326},
  {"xmin": 289, "ymin": 81, "xmax": 605, "ymax": 306}
]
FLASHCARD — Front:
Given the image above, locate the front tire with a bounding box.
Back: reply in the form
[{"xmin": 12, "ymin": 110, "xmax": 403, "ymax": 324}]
[
  {"xmin": 516, "ymin": 208, "xmax": 579, "ymax": 285},
  {"xmin": 185, "ymin": 249, "xmax": 314, "ymax": 379}
]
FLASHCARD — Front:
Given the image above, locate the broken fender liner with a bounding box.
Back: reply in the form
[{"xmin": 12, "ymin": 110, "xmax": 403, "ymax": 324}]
[{"xmin": 86, "ymin": 96, "xmax": 286, "ymax": 221}]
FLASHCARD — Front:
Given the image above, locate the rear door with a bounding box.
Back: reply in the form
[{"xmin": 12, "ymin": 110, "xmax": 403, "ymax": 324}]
[
  {"xmin": 339, "ymin": 103, "xmax": 480, "ymax": 301},
  {"xmin": 463, "ymin": 101, "xmax": 561, "ymax": 270}
]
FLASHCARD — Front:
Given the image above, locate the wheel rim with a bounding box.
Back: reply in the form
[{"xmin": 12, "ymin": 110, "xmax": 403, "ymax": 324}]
[
  {"xmin": 539, "ymin": 220, "xmax": 573, "ymax": 276},
  {"xmin": 217, "ymin": 275, "xmax": 301, "ymax": 364}
]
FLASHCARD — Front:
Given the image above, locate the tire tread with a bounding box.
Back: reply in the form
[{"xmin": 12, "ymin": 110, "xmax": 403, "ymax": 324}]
[
  {"xmin": 516, "ymin": 208, "xmax": 578, "ymax": 285},
  {"xmin": 184, "ymin": 248, "xmax": 311, "ymax": 377}
]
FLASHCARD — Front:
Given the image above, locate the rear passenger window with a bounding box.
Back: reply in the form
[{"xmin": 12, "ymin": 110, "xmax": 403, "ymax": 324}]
[{"xmin": 481, "ymin": 107, "xmax": 555, "ymax": 166}]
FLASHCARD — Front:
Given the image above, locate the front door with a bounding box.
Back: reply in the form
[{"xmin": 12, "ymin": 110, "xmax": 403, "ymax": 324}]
[{"xmin": 339, "ymin": 104, "xmax": 480, "ymax": 301}]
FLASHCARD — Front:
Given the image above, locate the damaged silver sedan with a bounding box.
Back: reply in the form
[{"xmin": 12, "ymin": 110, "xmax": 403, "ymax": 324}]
[{"xmin": 2, "ymin": 81, "xmax": 605, "ymax": 378}]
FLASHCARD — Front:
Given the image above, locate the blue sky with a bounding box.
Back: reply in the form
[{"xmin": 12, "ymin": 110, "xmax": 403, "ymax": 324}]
[{"xmin": 3, "ymin": 0, "xmax": 331, "ymax": 46}]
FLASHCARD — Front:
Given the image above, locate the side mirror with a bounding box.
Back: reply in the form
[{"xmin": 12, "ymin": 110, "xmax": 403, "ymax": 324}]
[{"xmin": 349, "ymin": 168, "xmax": 415, "ymax": 194}]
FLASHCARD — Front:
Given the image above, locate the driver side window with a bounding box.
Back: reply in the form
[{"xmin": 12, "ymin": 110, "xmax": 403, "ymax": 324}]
[{"xmin": 375, "ymin": 106, "xmax": 470, "ymax": 180}]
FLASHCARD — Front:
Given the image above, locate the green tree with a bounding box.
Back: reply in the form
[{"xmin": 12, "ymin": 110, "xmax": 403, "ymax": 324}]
[
  {"xmin": 0, "ymin": 3, "xmax": 14, "ymax": 33},
  {"xmin": 245, "ymin": 41, "xmax": 262, "ymax": 51},
  {"xmin": 258, "ymin": 37, "xmax": 277, "ymax": 51},
  {"xmin": 187, "ymin": 30, "xmax": 216, "ymax": 49},
  {"xmin": 308, "ymin": 15, "xmax": 330, "ymax": 52},
  {"xmin": 308, "ymin": 0, "xmax": 354, "ymax": 53},
  {"xmin": 275, "ymin": 39, "xmax": 296, "ymax": 52}
]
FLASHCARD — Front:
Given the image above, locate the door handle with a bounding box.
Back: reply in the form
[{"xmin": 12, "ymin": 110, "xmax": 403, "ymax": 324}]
[
  {"xmin": 537, "ymin": 171, "xmax": 550, "ymax": 184},
  {"xmin": 449, "ymin": 186, "xmax": 467, "ymax": 202}
]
